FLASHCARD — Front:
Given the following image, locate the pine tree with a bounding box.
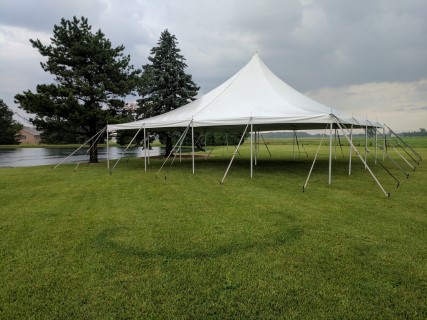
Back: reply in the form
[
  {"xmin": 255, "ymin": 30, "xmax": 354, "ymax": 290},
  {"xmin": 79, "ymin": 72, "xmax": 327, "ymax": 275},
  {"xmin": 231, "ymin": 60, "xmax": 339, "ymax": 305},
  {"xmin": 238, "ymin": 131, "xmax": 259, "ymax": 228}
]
[
  {"xmin": 137, "ymin": 30, "xmax": 199, "ymax": 156},
  {"xmin": 0, "ymin": 99, "xmax": 23, "ymax": 144},
  {"xmin": 15, "ymin": 16, "xmax": 140, "ymax": 162}
]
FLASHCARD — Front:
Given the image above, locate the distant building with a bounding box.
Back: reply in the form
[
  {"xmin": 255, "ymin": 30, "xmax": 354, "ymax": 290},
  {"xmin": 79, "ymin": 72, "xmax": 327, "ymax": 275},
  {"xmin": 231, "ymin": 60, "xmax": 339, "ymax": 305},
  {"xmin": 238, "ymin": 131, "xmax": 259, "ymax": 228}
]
[{"xmin": 19, "ymin": 127, "xmax": 42, "ymax": 144}]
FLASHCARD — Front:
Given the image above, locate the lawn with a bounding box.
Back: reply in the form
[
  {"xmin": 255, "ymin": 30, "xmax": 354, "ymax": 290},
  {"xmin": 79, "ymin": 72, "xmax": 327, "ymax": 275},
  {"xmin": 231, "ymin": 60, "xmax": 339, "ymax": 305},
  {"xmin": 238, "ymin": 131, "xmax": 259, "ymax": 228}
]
[{"xmin": 0, "ymin": 140, "xmax": 426, "ymax": 319}]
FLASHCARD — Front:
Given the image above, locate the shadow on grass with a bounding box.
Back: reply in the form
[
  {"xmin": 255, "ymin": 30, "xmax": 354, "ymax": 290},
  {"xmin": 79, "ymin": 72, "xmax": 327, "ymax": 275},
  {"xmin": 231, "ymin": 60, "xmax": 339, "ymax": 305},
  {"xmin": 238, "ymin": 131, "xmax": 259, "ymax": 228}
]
[{"xmin": 93, "ymin": 225, "xmax": 304, "ymax": 261}]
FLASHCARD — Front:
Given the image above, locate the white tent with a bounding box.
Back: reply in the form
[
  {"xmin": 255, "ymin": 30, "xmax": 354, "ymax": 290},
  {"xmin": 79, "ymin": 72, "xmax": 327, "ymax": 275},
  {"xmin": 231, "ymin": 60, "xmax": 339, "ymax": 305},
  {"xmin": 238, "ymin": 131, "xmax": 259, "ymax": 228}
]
[
  {"xmin": 106, "ymin": 54, "xmax": 400, "ymax": 196},
  {"xmin": 108, "ymin": 53, "xmax": 371, "ymax": 132}
]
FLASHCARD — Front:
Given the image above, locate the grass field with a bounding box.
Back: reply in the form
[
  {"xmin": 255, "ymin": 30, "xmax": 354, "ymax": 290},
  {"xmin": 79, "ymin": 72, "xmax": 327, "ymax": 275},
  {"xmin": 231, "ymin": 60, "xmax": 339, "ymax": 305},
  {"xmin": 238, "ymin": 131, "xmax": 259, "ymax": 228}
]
[{"xmin": 0, "ymin": 140, "xmax": 426, "ymax": 319}]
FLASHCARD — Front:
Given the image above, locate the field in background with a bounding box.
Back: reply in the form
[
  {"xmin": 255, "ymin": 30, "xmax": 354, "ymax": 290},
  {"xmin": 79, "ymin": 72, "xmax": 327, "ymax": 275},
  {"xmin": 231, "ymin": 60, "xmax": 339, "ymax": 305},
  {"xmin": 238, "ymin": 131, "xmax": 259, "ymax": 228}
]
[{"xmin": 0, "ymin": 140, "xmax": 426, "ymax": 319}]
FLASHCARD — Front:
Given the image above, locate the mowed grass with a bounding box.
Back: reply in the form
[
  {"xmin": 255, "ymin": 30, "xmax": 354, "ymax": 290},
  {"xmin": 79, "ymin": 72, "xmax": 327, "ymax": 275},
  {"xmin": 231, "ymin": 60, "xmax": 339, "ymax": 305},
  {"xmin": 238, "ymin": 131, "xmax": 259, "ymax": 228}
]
[{"xmin": 0, "ymin": 141, "xmax": 426, "ymax": 319}]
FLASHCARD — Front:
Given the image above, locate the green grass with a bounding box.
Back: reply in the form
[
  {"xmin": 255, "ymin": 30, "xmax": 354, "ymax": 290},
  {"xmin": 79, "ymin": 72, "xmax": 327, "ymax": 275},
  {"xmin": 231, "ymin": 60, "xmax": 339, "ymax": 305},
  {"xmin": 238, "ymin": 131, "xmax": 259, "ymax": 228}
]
[{"xmin": 0, "ymin": 141, "xmax": 426, "ymax": 319}]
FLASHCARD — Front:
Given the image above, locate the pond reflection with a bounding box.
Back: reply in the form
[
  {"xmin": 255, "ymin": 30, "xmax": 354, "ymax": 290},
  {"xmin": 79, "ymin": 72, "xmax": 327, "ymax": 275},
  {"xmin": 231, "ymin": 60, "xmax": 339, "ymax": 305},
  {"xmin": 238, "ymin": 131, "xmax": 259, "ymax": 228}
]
[{"xmin": 0, "ymin": 146, "xmax": 165, "ymax": 168}]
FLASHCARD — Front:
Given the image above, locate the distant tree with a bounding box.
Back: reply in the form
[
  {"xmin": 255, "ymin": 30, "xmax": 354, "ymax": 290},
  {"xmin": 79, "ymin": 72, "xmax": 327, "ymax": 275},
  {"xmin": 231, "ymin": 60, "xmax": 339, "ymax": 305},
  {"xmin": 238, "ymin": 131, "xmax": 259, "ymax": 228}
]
[
  {"xmin": 137, "ymin": 29, "xmax": 199, "ymax": 156},
  {"xmin": 14, "ymin": 16, "xmax": 140, "ymax": 162},
  {"xmin": 0, "ymin": 99, "xmax": 23, "ymax": 144}
]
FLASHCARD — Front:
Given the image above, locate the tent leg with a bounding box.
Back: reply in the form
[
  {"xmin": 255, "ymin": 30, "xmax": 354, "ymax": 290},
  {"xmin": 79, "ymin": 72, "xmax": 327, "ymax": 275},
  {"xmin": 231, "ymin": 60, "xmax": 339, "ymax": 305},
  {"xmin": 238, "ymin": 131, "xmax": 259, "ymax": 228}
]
[
  {"xmin": 375, "ymin": 126, "xmax": 378, "ymax": 165},
  {"xmin": 250, "ymin": 120, "xmax": 253, "ymax": 178},
  {"xmin": 349, "ymin": 124, "xmax": 353, "ymax": 175},
  {"xmin": 329, "ymin": 121, "xmax": 333, "ymax": 184},
  {"xmin": 144, "ymin": 126, "xmax": 147, "ymax": 172},
  {"xmin": 221, "ymin": 120, "xmax": 251, "ymax": 184},
  {"xmin": 383, "ymin": 126, "xmax": 386, "ymax": 161},
  {"xmin": 365, "ymin": 122, "xmax": 368, "ymax": 169},
  {"xmin": 333, "ymin": 116, "xmax": 390, "ymax": 197},
  {"xmin": 192, "ymin": 122, "xmax": 195, "ymax": 174}
]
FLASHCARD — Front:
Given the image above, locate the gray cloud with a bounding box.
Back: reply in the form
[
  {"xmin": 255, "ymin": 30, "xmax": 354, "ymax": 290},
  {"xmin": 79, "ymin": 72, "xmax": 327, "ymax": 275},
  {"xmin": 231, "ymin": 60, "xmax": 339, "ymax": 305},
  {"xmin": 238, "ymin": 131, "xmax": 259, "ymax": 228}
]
[{"xmin": 1, "ymin": 0, "xmax": 426, "ymax": 131}]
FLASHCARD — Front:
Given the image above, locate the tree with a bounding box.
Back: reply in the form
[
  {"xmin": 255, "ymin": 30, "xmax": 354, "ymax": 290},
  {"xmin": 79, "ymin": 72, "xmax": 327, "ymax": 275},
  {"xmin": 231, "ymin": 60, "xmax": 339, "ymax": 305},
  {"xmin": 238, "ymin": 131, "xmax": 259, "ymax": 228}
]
[
  {"xmin": 137, "ymin": 29, "xmax": 199, "ymax": 156},
  {"xmin": 15, "ymin": 16, "xmax": 140, "ymax": 162},
  {"xmin": 0, "ymin": 99, "xmax": 23, "ymax": 144}
]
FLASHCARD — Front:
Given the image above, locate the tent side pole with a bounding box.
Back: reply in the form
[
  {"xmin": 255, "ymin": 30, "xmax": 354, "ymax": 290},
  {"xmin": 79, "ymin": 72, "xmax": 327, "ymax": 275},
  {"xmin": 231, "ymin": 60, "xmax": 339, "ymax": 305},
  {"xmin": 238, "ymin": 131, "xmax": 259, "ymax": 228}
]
[
  {"xmin": 348, "ymin": 124, "xmax": 353, "ymax": 175},
  {"xmin": 334, "ymin": 129, "xmax": 337, "ymax": 160},
  {"xmin": 250, "ymin": 120, "xmax": 253, "ymax": 178},
  {"xmin": 192, "ymin": 121, "xmax": 195, "ymax": 174},
  {"xmin": 383, "ymin": 126, "xmax": 386, "ymax": 161},
  {"xmin": 144, "ymin": 126, "xmax": 147, "ymax": 172},
  {"xmin": 365, "ymin": 122, "xmax": 368, "ymax": 169},
  {"xmin": 333, "ymin": 116, "xmax": 390, "ymax": 197},
  {"xmin": 329, "ymin": 121, "xmax": 333, "ymax": 184},
  {"xmin": 375, "ymin": 126, "xmax": 378, "ymax": 165}
]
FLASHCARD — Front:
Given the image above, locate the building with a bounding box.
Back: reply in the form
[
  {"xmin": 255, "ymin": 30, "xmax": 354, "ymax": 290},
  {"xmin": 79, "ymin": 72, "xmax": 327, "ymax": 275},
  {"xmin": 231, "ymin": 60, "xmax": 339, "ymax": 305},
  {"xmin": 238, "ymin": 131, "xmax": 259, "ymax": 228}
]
[{"xmin": 19, "ymin": 127, "xmax": 42, "ymax": 144}]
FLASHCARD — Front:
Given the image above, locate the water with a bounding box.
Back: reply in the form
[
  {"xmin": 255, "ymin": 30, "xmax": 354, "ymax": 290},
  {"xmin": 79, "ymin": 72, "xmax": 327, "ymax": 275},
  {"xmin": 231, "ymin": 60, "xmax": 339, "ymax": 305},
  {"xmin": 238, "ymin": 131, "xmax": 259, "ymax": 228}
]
[{"xmin": 0, "ymin": 146, "xmax": 165, "ymax": 168}]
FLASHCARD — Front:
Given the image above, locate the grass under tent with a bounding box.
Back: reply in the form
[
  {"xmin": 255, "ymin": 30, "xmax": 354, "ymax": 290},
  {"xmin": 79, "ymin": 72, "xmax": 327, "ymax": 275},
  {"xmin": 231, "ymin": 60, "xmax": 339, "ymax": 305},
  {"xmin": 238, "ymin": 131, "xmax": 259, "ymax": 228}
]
[{"xmin": 0, "ymin": 139, "xmax": 426, "ymax": 319}]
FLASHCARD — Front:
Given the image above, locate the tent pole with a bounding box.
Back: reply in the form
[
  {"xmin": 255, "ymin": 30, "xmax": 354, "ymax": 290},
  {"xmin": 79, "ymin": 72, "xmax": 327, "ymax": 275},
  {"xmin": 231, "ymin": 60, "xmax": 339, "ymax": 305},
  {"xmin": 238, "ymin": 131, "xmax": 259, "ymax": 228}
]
[
  {"xmin": 349, "ymin": 124, "xmax": 353, "ymax": 175},
  {"xmin": 365, "ymin": 121, "xmax": 368, "ymax": 169},
  {"xmin": 375, "ymin": 125, "xmax": 378, "ymax": 165},
  {"xmin": 329, "ymin": 120, "xmax": 333, "ymax": 184},
  {"xmin": 192, "ymin": 121, "xmax": 195, "ymax": 174},
  {"xmin": 221, "ymin": 120, "xmax": 251, "ymax": 184},
  {"xmin": 333, "ymin": 116, "xmax": 390, "ymax": 197},
  {"xmin": 147, "ymin": 131, "xmax": 150, "ymax": 165},
  {"xmin": 250, "ymin": 120, "xmax": 253, "ymax": 178},
  {"xmin": 144, "ymin": 126, "xmax": 147, "ymax": 172}
]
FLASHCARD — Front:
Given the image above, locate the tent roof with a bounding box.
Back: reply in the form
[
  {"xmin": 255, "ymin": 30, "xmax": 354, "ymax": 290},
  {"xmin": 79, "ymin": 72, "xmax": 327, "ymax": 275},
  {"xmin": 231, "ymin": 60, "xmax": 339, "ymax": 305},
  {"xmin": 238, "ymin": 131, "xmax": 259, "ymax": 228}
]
[{"xmin": 108, "ymin": 54, "xmax": 376, "ymax": 132}]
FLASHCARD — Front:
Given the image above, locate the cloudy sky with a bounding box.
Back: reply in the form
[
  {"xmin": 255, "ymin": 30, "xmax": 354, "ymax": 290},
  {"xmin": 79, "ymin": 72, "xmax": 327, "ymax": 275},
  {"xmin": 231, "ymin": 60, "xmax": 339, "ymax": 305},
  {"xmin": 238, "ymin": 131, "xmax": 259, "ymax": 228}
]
[{"xmin": 1, "ymin": 0, "xmax": 426, "ymax": 132}]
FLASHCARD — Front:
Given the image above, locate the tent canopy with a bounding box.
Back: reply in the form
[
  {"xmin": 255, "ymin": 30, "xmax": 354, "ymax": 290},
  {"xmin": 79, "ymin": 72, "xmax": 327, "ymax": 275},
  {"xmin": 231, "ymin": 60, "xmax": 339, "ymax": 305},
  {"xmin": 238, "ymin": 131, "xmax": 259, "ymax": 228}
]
[{"xmin": 108, "ymin": 53, "xmax": 377, "ymax": 132}]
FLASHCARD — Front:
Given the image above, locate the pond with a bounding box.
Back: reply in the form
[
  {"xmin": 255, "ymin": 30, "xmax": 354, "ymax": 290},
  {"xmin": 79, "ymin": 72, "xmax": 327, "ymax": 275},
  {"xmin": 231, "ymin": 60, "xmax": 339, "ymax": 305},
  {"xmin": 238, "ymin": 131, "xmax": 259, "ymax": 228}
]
[{"xmin": 0, "ymin": 146, "xmax": 165, "ymax": 168}]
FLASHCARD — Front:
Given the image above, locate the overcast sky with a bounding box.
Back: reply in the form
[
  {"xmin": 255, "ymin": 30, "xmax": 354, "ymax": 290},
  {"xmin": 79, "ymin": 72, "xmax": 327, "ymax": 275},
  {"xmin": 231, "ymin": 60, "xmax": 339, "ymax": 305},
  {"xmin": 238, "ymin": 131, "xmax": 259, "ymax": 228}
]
[{"xmin": 1, "ymin": 0, "xmax": 426, "ymax": 131}]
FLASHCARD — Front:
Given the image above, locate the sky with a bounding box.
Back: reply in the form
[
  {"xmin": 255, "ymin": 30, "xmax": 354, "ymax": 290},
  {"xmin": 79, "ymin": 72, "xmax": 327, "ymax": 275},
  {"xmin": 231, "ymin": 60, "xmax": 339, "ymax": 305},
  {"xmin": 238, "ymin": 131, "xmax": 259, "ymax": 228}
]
[{"xmin": 1, "ymin": 0, "xmax": 426, "ymax": 132}]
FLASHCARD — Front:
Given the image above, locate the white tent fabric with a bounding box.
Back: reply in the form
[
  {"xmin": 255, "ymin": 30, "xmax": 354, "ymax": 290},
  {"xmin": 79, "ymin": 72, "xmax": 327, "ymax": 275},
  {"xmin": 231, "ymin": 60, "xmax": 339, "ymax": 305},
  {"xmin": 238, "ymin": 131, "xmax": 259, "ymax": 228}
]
[{"xmin": 108, "ymin": 53, "xmax": 377, "ymax": 132}]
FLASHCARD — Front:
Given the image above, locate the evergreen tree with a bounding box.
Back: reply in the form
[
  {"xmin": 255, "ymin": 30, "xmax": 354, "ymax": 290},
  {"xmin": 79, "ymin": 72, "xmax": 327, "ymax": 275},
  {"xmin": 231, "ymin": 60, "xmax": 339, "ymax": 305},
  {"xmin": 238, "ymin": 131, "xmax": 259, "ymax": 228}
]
[
  {"xmin": 137, "ymin": 29, "xmax": 199, "ymax": 156},
  {"xmin": 15, "ymin": 16, "xmax": 140, "ymax": 162},
  {"xmin": 0, "ymin": 99, "xmax": 23, "ymax": 144}
]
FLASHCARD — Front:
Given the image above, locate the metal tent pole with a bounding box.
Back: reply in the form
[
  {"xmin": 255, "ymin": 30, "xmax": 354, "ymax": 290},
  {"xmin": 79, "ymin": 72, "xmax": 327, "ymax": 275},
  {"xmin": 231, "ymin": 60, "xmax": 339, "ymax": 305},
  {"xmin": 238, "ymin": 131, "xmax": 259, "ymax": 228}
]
[
  {"xmin": 250, "ymin": 120, "xmax": 253, "ymax": 178},
  {"xmin": 349, "ymin": 124, "xmax": 353, "ymax": 175},
  {"xmin": 333, "ymin": 116, "xmax": 390, "ymax": 197},
  {"xmin": 365, "ymin": 122, "xmax": 368, "ymax": 169},
  {"xmin": 329, "ymin": 120, "xmax": 333, "ymax": 184},
  {"xmin": 144, "ymin": 126, "xmax": 147, "ymax": 172},
  {"xmin": 375, "ymin": 126, "xmax": 378, "ymax": 165},
  {"xmin": 192, "ymin": 121, "xmax": 195, "ymax": 174}
]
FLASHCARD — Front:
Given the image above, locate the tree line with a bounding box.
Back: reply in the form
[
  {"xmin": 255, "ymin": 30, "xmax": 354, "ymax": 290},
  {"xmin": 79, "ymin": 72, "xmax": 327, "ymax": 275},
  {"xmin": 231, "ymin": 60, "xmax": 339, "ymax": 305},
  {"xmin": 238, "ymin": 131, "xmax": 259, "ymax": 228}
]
[{"xmin": 1, "ymin": 16, "xmax": 241, "ymax": 161}]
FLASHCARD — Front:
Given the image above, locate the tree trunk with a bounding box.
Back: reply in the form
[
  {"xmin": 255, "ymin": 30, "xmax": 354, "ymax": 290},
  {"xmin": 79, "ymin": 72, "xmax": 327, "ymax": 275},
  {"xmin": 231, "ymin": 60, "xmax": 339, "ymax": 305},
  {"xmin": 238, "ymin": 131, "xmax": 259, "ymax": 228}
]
[
  {"xmin": 89, "ymin": 141, "xmax": 99, "ymax": 163},
  {"xmin": 165, "ymin": 134, "xmax": 173, "ymax": 157}
]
